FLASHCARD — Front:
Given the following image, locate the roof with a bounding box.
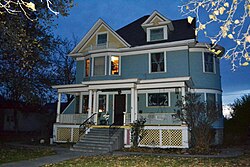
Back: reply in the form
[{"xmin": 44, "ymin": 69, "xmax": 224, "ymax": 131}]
[{"xmin": 116, "ymin": 15, "xmax": 196, "ymax": 47}]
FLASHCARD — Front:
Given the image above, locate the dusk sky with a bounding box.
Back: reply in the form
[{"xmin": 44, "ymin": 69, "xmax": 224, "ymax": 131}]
[{"xmin": 53, "ymin": 0, "xmax": 250, "ymax": 105}]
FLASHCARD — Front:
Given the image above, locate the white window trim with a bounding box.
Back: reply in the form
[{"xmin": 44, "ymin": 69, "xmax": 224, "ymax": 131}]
[
  {"xmin": 202, "ymin": 52, "xmax": 216, "ymax": 74},
  {"xmin": 96, "ymin": 31, "xmax": 109, "ymax": 46},
  {"xmin": 146, "ymin": 25, "xmax": 168, "ymax": 42},
  {"xmin": 149, "ymin": 51, "xmax": 167, "ymax": 73},
  {"xmin": 109, "ymin": 55, "xmax": 121, "ymax": 76},
  {"xmin": 146, "ymin": 91, "xmax": 171, "ymax": 107},
  {"xmin": 92, "ymin": 56, "xmax": 107, "ymax": 76}
]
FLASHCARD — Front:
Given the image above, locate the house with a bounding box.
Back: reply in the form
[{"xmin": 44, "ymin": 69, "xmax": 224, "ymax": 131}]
[{"xmin": 52, "ymin": 11, "xmax": 224, "ymax": 149}]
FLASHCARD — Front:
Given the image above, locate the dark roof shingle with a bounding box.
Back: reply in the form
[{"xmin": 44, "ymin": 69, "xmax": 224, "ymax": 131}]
[{"xmin": 116, "ymin": 15, "xmax": 196, "ymax": 47}]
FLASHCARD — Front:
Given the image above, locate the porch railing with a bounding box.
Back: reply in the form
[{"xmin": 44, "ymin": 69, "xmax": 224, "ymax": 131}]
[{"xmin": 59, "ymin": 114, "xmax": 88, "ymax": 124}]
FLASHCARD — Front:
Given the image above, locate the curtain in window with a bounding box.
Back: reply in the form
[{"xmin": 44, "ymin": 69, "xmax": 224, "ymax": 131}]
[{"xmin": 151, "ymin": 52, "xmax": 164, "ymax": 72}]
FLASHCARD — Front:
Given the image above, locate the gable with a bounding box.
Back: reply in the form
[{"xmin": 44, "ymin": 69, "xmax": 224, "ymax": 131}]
[{"xmin": 71, "ymin": 19, "xmax": 130, "ymax": 55}]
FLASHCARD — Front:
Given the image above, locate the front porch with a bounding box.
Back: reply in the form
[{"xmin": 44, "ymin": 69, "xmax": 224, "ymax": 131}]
[{"xmin": 52, "ymin": 77, "xmax": 193, "ymax": 148}]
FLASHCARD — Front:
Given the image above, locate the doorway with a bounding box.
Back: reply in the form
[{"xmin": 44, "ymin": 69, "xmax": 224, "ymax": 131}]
[{"xmin": 114, "ymin": 94, "xmax": 126, "ymax": 125}]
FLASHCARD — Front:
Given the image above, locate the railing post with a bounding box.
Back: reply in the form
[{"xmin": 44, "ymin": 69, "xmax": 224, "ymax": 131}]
[{"xmin": 56, "ymin": 93, "xmax": 61, "ymax": 123}]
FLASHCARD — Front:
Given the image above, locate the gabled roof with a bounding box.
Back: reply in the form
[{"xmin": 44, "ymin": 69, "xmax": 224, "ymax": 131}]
[
  {"xmin": 71, "ymin": 19, "xmax": 131, "ymax": 54},
  {"xmin": 116, "ymin": 15, "xmax": 196, "ymax": 47},
  {"xmin": 141, "ymin": 11, "xmax": 174, "ymax": 30}
]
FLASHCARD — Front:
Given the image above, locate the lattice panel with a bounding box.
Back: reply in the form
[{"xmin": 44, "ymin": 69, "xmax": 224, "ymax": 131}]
[
  {"xmin": 162, "ymin": 129, "xmax": 182, "ymax": 146},
  {"xmin": 57, "ymin": 128, "xmax": 71, "ymax": 142},
  {"xmin": 139, "ymin": 129, "xmax": 160, "ymax": 146},
  {"xmin": 72, "ymin": 128, "xmax": 80, "ymax": 142}
]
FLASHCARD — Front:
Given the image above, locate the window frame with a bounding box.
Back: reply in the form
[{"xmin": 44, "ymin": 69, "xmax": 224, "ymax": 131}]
[
  {"xmin": 147, "ymin": 25, "xmax": 168, "ymax": 42},
  {"xmin": 96, "ymin": 32, "xmax": 108, "ymax": 46},
  {"xmin": 149, "ymin": 51, "xmax": 167, "ymax": 73},
  {"xmin": 203, "ymin": 52, "xmax": 216, "ymax": 74},
  {"xmin": 85, "ymin": 58, "xmax": 90, "ymax": 77},
  {"xmin": 146, "ymin": 92, "xmax": 170, "ymax": 107},
  {"xmin": 109, "ymin": 55, "xmax": 121, "ymax": 76},
  {"xmin": 92, "ymin": 56, "xmax": 107, "ymax": 76}
]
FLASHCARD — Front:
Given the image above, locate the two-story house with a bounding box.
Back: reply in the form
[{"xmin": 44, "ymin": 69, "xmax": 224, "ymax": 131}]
[{"xmin": 52, "ymin": 11, "xmax": 224, "ymax": 150}]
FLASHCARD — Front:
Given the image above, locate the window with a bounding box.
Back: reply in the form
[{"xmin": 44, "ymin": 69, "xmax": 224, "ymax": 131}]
[
  {"xmin": 206, "ymin": 93, "xmax": 216, "ymax": 106},
  {"xmin": 110, "ymin": 56, "xmax": 120, "ymax": 75},
  {"xmin": 204, "ymin": 52, "xmax": 215, "ymax": 73},
  {"xmin": 85, "ymin": 58, "xmax": 90, "ymax": 77},
  {"xmin": 93, "ymin": 57, "xmax": 105, "ymax": 76},
  {"xmin": 98, "ymin": 95, "xmax": 106, "ymax": 112},
  {"xmin": 147, "ymin": 93, "xmax": 169, "ymax": 107},
  {"xmin": 97, "ymin": 33, "xmax": 107, "ymax": 45},
  {"xmin": 150, "ymin": 52, "xmax": 165, "ymax": 73},
  {"xmin": 82, "ymin": 95, "xmax": 89, "ymax": 113},
  {"xmin": 147, "ymin": 26, "xmax": 168, "ymax": 42},
  {"xmin": 150, "ymin": 28, "xmax": 164, "ymax": 41}
]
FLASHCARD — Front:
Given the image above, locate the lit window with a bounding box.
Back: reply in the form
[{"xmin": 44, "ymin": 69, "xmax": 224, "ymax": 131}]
[
  {"xmin": 150, "ymin": 28, "xmax": 164, "ymax": 41},
  {"xmin": 94, "ymin": 57, "xmax": 105, "ymax": 76},
  {"xmin": 85, "ymin": 59, "xmax": 90, "ymax": 77},
  {"xmin": 204, "ymin": 52, "xmax": 215, "ymax": 73},
  {"xmin": 147, "ymin": 93, "xmax": 169, "ymax": 107},
  {"xmin": 97, "ymin": 33, "xmax": 107, "ymax": 45},
  {"xmin": 150, "ymin": 52, "xmax": 165, "ymax": 73},
  {"xmin": 110, "ymin": 56, "xmax": 119, "ymax": 75},
  {"xmin": 98, "ymin": 95, "xmax": 106, "ymax": 112}
]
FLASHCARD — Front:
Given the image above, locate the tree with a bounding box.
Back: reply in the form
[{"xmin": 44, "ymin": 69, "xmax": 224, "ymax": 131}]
[
  {"xmin": 0, "ymin": 0, "xmax": 73, "ymax": 20},
  {"xmin": 0, "ymin": 1, "xmax": 73, "ymax": 131},
  {"xmin": 51, "ymin": 37, "xmax": 77, "ymax": 102},
  {"xmin": 180, "ymin": 0, "xmax": 250, "ymax": 70},
  {"xmin": 175, "ymin": 93, "xmax": 219, "ymax": 151},
  {"xmin": 224, "ymin": 94, "xmax": 250, "ymax": 145}
]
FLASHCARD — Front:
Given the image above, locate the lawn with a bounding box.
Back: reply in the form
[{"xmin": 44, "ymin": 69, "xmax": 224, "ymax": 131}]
[
  {"xmin": 0, "ymin": 143, "xmax": 55, "ymax": 164},
  {"xmin": 45, "ymin": 153, "xmax": 250, "ymax": 167}
]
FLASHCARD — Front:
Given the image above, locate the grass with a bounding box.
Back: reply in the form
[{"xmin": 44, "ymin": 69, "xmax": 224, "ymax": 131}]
[
  {"xmin": 44, "ymin": 153, "xmax": 250, "ymax": 167},
  {"xmin": 0, "ymin": 143, "xmax": 56, "ymax": 164}
]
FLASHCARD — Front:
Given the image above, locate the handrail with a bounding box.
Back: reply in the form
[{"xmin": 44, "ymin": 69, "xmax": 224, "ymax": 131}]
[
  {"xmin": 79, "ymin": 113, "xmax": 97, "ymax": 138},
  {"xmin": 109, "ymin": 123, "xmax": 121, "ymax": 138}
]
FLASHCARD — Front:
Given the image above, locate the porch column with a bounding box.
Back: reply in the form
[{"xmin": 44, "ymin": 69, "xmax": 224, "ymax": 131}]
[
  {"xmin": 56, "ymin": 93, "xmax": 61, "ymax": 123},
  {"xmin": 93, "ymin": 90, "xmax": 98, "ymax": 124},
  {"xmin": 79, "ymin": 92, "xmax": 83, "ymax": 114},
  {"xmin": 88, "ymin": 90, "xmax": 93, "ymax": 118},
  {"xmin": 131, "ymin": 87, "xmax": 135, "ymax": 123},
  {"xmin": 134, "ymin": 88, "xmax": 138, "ymax": 121}
]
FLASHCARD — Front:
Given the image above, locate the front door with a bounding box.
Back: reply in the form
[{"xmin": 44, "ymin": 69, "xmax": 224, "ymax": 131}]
[{"xmin": 114, "ymin": 94, "xmax": 126, "ymax": 125}]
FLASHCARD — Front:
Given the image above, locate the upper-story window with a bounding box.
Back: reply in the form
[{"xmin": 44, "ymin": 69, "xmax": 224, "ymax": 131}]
[
  {"xmin": 147, "ymin": 26, "xmax": 168, "ymax": 42},
  {"xmin": 110, "ymin": 55, "xmax": 120, "ymax": 75},
  {"xmin": 97, "ymin": 33, "xmax": 107, "ymax": 45},
  {"xmin": 203, "ymin": 52, "xmax": 215, "ymax": 73},
  {"xmin": 93, "ymin": 56, "xmax": 106, "ymax": 76},
  {"xmin": 85, "ymin": 58, "xmax": 90, "ymax": 77},
  {"xmin": 149, "ymin": 52, "xmax": 166, "ymax": 73}
]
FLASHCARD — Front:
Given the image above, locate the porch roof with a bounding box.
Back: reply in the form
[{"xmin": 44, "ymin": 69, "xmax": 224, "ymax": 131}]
[{"xmin": 52, "ymin": 77, "xmax": 193, "ymax": 94}]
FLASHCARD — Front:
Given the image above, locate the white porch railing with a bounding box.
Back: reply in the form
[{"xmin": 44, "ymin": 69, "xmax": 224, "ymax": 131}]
[{"xmin": 59, "ymin": 114, "xmax": 88, "ymax": 124}]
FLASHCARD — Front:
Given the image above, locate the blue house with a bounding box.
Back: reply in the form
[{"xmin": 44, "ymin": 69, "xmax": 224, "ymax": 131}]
[{"xmin": 52, "ymin": 11, "xmax": 224, "ymax": 150}]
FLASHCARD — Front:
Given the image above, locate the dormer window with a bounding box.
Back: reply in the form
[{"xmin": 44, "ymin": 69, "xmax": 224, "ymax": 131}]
[
  {"xmin": 97, "ymin": 33, "xmax": 107, "ymax": 45},
  {"xmin": 147, "ymin": 26, "xmax": 168, "ymax": 42}
]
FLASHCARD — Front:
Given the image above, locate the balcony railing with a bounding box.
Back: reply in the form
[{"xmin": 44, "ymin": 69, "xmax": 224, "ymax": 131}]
[
  {"xmin": 86, "ymin": 42, "xmax": 118, "ymax": 51},
  {"xmin": 59, "ymin": 114, "xmax": 88, "ymax": 124}
]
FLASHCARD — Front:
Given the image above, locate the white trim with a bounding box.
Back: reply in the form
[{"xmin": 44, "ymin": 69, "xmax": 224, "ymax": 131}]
[
  {"xmin": 202, "ymin": 52, "xmax": 216, "ymax": 74},
  {"xmin": 112, "ymin": 94, "xmax": 114, "ymax": 124},
  {"xmin": 52, "ymin": 84, "xmax": 85, "ymax": 89},
  {"xmin": 82, "ymin": 78, "xmax": 138, "ymax": 85},
  {"xmin": 146, "ymin": 91, "xmax": 171, "ymax": 107},
  {"xmin": 189, "ymin": 48, "xmax": 210, "ymax": 52},
  {"xmin": 89, "ymin": 83, "xmax": 135, "ymax": 90},
  {"xmin": 58, "ymin": 87, "xmax": 88, "ymax": 93},
  {"xmin": 139, "ymin": 77, "xmax": 191, "ymax": 84},
  {"xmin": 190, "ymin": 89, "xmax": 222, "ymax": 94},
  {"xmin": 137, "ymin": 82, "xmax": 185, "ymax": 90}
]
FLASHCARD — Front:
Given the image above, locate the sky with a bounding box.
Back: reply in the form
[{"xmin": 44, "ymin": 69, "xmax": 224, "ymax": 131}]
[{"xmin": 53, "ymin": 0, "xmax": 250, "ymax": 105}]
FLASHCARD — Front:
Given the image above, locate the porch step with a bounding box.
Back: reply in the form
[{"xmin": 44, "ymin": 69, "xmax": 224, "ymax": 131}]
[{"xmin": 71, "ymin": 127, "xmax": 124, "ymax": 153}]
